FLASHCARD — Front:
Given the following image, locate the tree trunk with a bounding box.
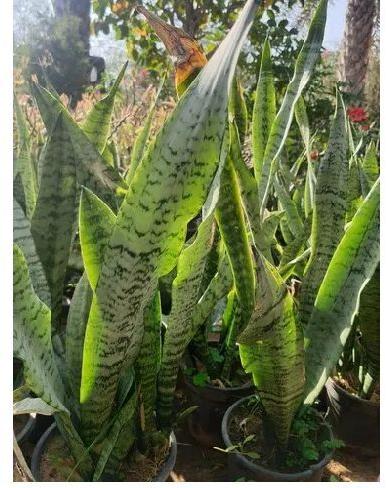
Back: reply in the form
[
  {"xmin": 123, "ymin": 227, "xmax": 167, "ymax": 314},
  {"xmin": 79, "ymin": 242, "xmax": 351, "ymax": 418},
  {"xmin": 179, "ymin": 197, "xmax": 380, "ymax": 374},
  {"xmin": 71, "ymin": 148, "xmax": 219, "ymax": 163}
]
[
  {"xmin": 53, "ymin": 0, "xmax": 91, "ymax": 55},
  {"xmin": 50, "ymin": 0, "xmax": 98, "ymax": 107},
  {"xmin": 340, "ymin": 0, "xmax": 376, "ymax": 96}
]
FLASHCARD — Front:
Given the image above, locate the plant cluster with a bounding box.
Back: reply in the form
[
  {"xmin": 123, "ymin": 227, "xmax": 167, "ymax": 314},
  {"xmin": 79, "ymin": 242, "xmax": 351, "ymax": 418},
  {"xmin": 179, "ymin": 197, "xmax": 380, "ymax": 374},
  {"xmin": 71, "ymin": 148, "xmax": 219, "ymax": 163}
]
[{"xmin": 13, "ymin": 0, "xmax": 379, "ymax": 480}]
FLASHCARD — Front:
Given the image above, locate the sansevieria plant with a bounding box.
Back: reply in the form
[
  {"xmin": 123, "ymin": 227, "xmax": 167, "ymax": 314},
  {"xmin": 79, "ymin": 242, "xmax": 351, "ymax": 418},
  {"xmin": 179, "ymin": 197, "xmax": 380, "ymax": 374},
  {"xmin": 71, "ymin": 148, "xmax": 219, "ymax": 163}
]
[
  {"xmin": 222, "ymin": 0, "xmax": 379, "ymax": 468},
  {"xmin": 13, "ymin": 0, "xmax": 266, "ymax": 480},
  {"xmin": 139, "ymin": 0, "xmax": 380, "ymax": 469}
]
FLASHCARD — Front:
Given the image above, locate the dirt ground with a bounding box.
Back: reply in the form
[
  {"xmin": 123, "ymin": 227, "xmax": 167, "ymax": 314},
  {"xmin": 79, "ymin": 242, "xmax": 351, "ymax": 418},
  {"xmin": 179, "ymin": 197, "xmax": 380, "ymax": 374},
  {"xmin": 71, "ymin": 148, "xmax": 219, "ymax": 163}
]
[
  {"xmin": 167, "ymin": 424, "xmax": 380, "ymax": 482},
  {"xmin": 14, "ymin": 409, "xmax": 379, "ymax": 482}
]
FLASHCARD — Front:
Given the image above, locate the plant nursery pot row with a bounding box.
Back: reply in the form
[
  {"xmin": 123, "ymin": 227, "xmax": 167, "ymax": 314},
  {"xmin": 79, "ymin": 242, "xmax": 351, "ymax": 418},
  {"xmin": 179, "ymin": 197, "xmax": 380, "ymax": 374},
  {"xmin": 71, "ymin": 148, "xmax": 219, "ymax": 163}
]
[
  {"xmin": 325, "ymin": 377, "xmax": 380, "ymax": 450},
  {"xmin": 31, "ymin": 423, "xmax": 177, "ymax": 482}
]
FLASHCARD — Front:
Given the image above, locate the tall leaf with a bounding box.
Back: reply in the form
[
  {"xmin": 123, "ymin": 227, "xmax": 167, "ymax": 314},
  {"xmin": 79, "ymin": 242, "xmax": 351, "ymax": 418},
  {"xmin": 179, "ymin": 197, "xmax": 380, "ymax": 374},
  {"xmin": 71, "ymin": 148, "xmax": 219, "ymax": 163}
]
[
  {"xmin": 135, "ymin": 291, "xmax": 162, "ymax": 436},
  {"xmin": 65, "ymin": 272, "xmax": 93, "ymax": 403},
  {"xmin": 216, "ymin": 157, "xmax": 256, "ymax": 326},
  {"xmin": 13, "ymin": 199, "xmax": 50, "ymax": 306},
  {"xmin": 304, "ymin": 179, "xmax": 380, "ymax": 404},
  {"xmin": 238, "ymin": 256, "xmax": 304, "ymax": 448},
  {"xmin": 81, "ymin": 62, "xmax": 128, "ymax": 154},
  {"xmin": 360, "ymin": 141, "xmax": 379, "ymax": 196},
  {"xmin": 13, "ymin": 244, "xmax": 67, "ymax": 411},
  {"xmin": 157, "ymin": 215, "xmax": 215, "ymax": 428},
  {"xmin": 299, "ymin": 91, "xmax": 348, "ymax": 329},
  {"xmin": 259, "ymin": 0, "xmax": 327, "ymax": 213},
  {"xmin": 295, "ymin": 96, "xmax": 316, "ymax": 216},
  {"xmin": 79, "ymin": 0, "xmax": 262, "ymax": 442},
  {"xmin": 14, "ymin": 94, "xmax": 37, "ymax": 219},
  {"xmin": 252, "ymin": 38, "xmax": 276, "ymax": 184},
  {"xmin": 30, "ymin": 113, "xmax": 78, "ymax": 328}
]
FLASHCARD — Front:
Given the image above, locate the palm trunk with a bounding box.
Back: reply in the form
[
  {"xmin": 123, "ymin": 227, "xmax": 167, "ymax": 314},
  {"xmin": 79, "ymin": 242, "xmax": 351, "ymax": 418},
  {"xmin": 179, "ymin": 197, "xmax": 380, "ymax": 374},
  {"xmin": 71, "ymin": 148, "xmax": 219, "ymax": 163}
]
[{"xmin": 340, "ymin": 0, "xmax": 376, "ymax": 96}]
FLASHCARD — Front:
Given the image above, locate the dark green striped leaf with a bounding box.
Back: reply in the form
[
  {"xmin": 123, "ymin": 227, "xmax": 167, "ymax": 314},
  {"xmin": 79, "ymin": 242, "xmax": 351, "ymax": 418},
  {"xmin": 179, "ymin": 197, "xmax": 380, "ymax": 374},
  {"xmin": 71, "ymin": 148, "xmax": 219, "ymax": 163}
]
[
  {"xmin": 13, "ymin": 244, "xmax": 67, "ymax": 412},
  {"xmin": 299, "ymin": 91, "xmax": 348, "ymax": 329},
  {"xmin": 13, "ymin": 199, "xmax": 50, "ymax": 306},
  {"xmin": 30, "ymin": 113, "xmax": 78, "ymax": 327},
  {"xmin": 158, "ymin": 215, "xmax": 216, "ymax": 428},
  {"xmin": 79, "ymin": 187, "xmax": 116, "ymax": 291},
  {"xmin": 14, "ymin": 94, "xmax": 37, "ymax": 219},
  {"xmin": 78, "ymin": 0, "xmax": 262, "ymax": 442},
  {"xmin": 238, "ymin": 256, "xmax": 304, "ymax": 448},
  {"xmin": 259, "ymin": 0, "xmax": 327, "ymax": 213},
  {"xmin": 216, "ymin": 157, "xmax": 256, "ymax": 326},
  {"xmin": 252, "ymin": 38, "xmax": 276, "ymax": 184},
  {"xmin": 65, "ymin": 272, "xmax": 93, "ymax": 403},
  {"xmin": 304, "ymin": 179, "xmax": 380, "ymax": 404},
  {"xmin": 81, "ymin": 62, "xmax": 128, "ymax": 154},
  {"xmin": 135, "ymin": 291, "xmax": 162, "ymax": 436}
]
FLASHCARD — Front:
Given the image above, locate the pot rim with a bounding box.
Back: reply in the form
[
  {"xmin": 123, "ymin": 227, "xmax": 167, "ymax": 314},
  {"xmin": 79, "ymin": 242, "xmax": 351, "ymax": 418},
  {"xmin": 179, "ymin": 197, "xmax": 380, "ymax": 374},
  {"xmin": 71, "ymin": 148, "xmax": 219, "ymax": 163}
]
[
  {"xmin": 31, "ymin": 422, "xmax": 177, "ymax": 482},
  {"xmin": 327, "ymin": 377, "xmax": 379, "ymax": 407},
  {"xmin": 15, "ymin": 413, "xmax": 36, "ymax": 444},
  {"xmin": 221, "ymin": 394, "xmax": 334, "ymax": 481}
]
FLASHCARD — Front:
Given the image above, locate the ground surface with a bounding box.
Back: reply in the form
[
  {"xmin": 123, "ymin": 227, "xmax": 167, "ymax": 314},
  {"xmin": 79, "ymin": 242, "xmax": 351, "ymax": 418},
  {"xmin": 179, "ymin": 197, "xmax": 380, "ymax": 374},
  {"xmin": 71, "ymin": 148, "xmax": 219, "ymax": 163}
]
[
  {"xmin": 168, "ymin": 424, "xmax": 380, "ymax": 482},
  {"xmin": 14, "ymin": 402, "xmax": 379, "ymax": 482}
]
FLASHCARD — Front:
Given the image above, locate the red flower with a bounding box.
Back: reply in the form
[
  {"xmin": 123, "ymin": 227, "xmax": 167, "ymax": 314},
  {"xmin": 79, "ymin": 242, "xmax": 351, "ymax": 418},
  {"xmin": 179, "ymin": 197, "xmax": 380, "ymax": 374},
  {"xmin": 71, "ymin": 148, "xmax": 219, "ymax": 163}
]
[
  {"xmin": 310, "ymin": 149, "xmax": 319, "ymax": 161},
  {"xmin": 347, "ymin": 106, "xmax": 368, "ymax": 123}
]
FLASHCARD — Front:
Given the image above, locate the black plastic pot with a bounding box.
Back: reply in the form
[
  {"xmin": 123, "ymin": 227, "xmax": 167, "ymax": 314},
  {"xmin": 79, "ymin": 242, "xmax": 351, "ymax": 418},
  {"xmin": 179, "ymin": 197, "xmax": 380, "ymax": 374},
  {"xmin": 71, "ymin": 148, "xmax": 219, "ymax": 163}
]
[
  {"xmin": 14, "ymin": 414, "xmax": 37, "ymax": 445},
  {"xmin": 222, "ymin": 395, "xmax": 334, "ymax": 482},
  {"xmin": 184, "ymin": 375, "xmax": 255, "ymax": 447},
  {"xmin": 325, "ymin": 377, "xmax": 380, "ymax": 450},
  {"xmin": 31, "ymin": 423, "xmax": 177, "ymax": 482}
]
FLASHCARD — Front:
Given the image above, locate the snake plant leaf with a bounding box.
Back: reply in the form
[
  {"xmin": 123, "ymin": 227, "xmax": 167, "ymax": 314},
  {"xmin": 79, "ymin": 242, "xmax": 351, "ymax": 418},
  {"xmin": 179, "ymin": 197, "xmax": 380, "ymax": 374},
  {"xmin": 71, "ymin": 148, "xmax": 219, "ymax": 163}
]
[
  {"xmin": 191, "ymin": 252, "xmax": 233, "ymax": 337},
  {"xmin": 93, "ymin": 391, "xmax": 137, "ymax": 481},
  {"xmin": 13, "ymin": 199, "xmax": 50, "ymax": 306},
  {"xmin": 346, "ymin": 156, "xmax": 363, "ymax": 222},
  {"xmin": 273, "ymin": 173, "xmax": 304, "ymax": 237},
  {"xmin": 261, "ymin": 210, "xmax": 284, "ymax": 244},
  {"xmin": 304, "ymin": 179, "xmax": 380, "ymax": 405},
  {"xmin": 135, "ymin": 291, "xmax": 162, "ymax": 435},
  {"xmin": 79, "ymin": 187, "xmax": 116, "ymax": 291},
  {"xmin": 81, "ymin": 62, "xmax": 128, "ymax": 154},
  {"xmin": 30, "ymin": 82, "xmax": 66, "ymax": 131},
  {"xmin": 252, "ymin": 38, "xmax": 276, "ymax": 184},
  {"xmin": 14, "ymin": 94, "xmax": 38, "ymax": 219},
  {"xmin": 31, "ymin": 83, "xmax": 126, "ymax": 201},
  {"xmin": 295, "ymin": 96, "xmax": 316, "ymax": 216},
  {"xmin": 360, "ymin": 141, "xmax": 379, "ymax": 196},
  {"xmin": 238, "ymin": 256, "xmax": 304, "ymax": 448},
  {"xmin": 13, "ymin": 172, "xmax": 27, "ymax": 216},
  {"xmin": 125, "ymin": 79, "xmax": 164, "ymax": 186},
  {"xmin": 30, "ymin": 113, "xmax": 78, "ymax": 327},
  {"xmin": 13, "ymin": 397, "xmax": 59, "ymax": 416},
  {"xmin": 14, "ymin": 248, "xmax": 94, "ymax": 479},
  {"xmin": 259, "ymin": 0, "xmax": 327, "ymax": 213},
  {"xmin": 216, "ymin": 156, "xmax": 256, "ymax": 326},
  {"xmin": 355, "ymin": 265, "xmax": 379, "ymax": 385},
  {"xmin": 79, "ymin": 0, "xmax": 262, "ymax": 441},
  {"xmin": 102, "ymin": 140, "xmax": 120, "ymax": 169},
  {"xmin": 13, "ymin": 244, "xmax": 67, "ymax": 412},
  {"xmin": 230, "ymin": 122, "xmax": 271, "ymax": 260},
  {"xmin": 299, "ymin": 91, "xmax": 348, "ymax": 329},
  {"xmin": 65, "ymin": 272, "xmax": 93, "ymax": 403},
  {"xmin": 230, "ymin": 76, "xmax": 249, "ymax": 145},
  {"xmin": 157, "ymin": 215, "xmax": 216, "ymax": 428}
]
